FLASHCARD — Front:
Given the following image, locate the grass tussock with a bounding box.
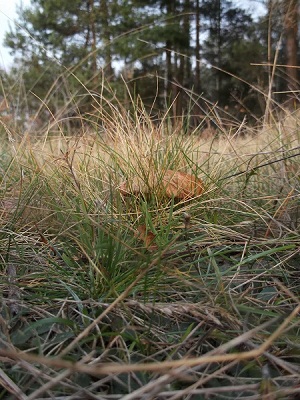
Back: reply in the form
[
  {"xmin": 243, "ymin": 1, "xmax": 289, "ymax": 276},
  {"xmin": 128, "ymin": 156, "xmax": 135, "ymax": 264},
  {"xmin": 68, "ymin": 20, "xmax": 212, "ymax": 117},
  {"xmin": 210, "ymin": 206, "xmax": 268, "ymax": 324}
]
[{"xmin": 0, "ymin": 77, "xmax": 300, "ymax": 399}]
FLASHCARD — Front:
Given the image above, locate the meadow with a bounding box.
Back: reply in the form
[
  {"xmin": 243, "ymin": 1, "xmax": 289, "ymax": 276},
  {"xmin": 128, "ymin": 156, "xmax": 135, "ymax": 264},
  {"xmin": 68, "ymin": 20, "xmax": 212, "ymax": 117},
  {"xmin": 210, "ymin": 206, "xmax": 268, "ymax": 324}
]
[{"xmin": 0, "ymin": 83, "xmax": 300, "ymax": 399}]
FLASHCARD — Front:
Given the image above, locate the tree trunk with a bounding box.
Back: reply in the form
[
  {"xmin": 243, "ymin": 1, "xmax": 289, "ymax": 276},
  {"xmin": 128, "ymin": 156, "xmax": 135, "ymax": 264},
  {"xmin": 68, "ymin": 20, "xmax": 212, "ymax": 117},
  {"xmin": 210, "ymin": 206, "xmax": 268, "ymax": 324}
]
[
  {"xmin": 89, "ymin": 0, "xmax": 98, "ymax": 76},
  {"xmin": 100, "ymin": 0, "xmax": 113, "ymax": 79},
  {"xmin": 284, "ymin": 0, "xmax": 299, "ymax": 97},
  {"xmin": 165, "ymin": 1, "xmax": 177, "ymax": 111},
  {"xmin": 165, "ymin": 39, "xmax": 173, "ymax": 99},
  {"xmin": 216, "ymin": 0, "xmax": 221, "ymax": 100},
  {"xmin": 183, "ymin": 0, "xmax": 191, "ymax": 86},
  {"xmin": 195, "ymin": 0, "xmax": 201, "ymax": 93}
]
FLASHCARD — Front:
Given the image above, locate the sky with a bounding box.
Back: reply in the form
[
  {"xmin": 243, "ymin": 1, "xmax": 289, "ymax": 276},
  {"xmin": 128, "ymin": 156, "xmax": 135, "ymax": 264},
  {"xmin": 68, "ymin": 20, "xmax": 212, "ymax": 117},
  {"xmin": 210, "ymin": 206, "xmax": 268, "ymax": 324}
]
[
  {"xmin": 0, "ymin": 0, "xmax": 31, "ymax": 69},
  {"xmin": 0, "ymin": 0, "xmax": 266, "ymax": 69}
]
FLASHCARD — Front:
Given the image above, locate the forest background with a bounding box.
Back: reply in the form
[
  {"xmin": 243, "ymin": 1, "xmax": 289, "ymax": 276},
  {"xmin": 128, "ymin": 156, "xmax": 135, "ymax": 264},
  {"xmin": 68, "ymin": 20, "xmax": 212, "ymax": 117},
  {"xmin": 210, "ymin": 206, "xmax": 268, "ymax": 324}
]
[
  {"xmin": 1, "ymin": 0, "xmax": 299, "ymax": 131},
  {"xmin": 1, "ymin": 1, "xmax": 300, "ymax": 398}
]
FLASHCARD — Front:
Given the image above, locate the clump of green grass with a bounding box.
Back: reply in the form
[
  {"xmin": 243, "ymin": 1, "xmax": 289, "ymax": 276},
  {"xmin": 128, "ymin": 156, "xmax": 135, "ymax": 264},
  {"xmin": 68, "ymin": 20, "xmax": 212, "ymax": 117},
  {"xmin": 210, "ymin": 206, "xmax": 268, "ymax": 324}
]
[{"xmin": 0, "ymin": 73, "xmax": 300, "ymax": 399}]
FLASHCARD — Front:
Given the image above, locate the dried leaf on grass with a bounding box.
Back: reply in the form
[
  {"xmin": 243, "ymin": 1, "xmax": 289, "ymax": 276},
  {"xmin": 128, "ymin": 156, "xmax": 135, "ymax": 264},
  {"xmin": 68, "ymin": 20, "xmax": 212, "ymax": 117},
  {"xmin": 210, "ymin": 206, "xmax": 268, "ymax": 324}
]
[
  {"xmin": 120, "ymin": 169, "xmax": 204, "ymax": 200},
  {"xmin": 135, "ymin": 224, "xmax": 158, "ymax": 251},
  {"xmin": 162, "ymin": 170, "xmax": 204, "ymax": 199}
]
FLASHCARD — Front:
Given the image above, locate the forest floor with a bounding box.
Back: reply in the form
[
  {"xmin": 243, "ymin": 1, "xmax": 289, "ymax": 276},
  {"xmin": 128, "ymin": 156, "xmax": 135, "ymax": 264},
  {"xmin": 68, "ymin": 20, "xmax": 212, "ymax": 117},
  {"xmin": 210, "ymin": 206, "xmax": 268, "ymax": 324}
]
[{"xmin": 0, "ymin": 102, "xmax": 300, "ymax": 399}]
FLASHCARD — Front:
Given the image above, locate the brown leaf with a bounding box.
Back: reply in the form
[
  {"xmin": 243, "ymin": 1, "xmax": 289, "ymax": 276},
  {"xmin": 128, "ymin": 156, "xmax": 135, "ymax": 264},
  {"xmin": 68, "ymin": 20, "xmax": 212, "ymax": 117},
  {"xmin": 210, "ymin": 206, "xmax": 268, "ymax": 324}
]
[
  {"xmin": 119, "ymin": 169, "xmax": 203, "ymax": 200},
  {"xmin": 135, "ymin": 224, "xmax": 158, "ymax": 251},
  {"xmin": 161, "ymin": 170, "xmax": 203, "ymax": 199}
]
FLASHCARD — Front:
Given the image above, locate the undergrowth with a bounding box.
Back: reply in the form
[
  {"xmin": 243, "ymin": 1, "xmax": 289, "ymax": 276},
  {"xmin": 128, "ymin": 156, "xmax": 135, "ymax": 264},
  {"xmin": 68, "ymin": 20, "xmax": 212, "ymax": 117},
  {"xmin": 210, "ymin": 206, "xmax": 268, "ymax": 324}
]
[{"xmin": 0, "ymin": 74, "xmax": 300, "ymax": 399}]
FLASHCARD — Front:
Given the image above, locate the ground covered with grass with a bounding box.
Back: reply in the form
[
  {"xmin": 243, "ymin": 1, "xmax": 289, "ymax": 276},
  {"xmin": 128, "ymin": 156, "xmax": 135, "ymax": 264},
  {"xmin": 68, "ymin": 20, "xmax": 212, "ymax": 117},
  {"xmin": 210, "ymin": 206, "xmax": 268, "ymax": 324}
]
[{"xmin": 0, "ymin": 100, "xmax": 300, "ymax": 399}]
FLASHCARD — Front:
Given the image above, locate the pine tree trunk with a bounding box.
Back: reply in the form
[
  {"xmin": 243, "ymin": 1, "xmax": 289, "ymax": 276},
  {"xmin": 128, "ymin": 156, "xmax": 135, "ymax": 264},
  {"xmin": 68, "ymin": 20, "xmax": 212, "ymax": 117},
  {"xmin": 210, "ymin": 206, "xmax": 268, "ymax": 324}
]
[
  {"xmin": 89, "ymin": 0, "xmax": 98, "ymax": 76},
  {"xmin": 195, "ymin": 0, "xmax": 201, "ymax": 93},
  {"xmin": 100, "ymin": 0, "xmax": 113, "ymax": 79},
  {"xmin": 165, "ymin": 39, "xmax": 173, "ymax": 98},
  {"xmin": 284, "ymin": 0, "xmax": 299, "ymax": 99}
]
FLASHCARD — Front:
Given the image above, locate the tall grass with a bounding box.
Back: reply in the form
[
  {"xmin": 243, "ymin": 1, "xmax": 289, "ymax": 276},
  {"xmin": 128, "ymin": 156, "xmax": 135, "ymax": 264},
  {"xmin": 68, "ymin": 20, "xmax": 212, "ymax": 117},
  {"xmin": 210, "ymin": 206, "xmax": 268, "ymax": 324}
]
[{"xmin": 0, "ymin": 68, "xmax": 300, "ymax": 399}]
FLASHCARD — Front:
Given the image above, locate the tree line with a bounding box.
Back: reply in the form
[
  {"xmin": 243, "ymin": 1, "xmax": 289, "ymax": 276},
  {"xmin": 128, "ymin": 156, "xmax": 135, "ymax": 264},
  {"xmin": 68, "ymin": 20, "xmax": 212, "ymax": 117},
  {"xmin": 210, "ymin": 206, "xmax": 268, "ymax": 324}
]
[{"xmin": 1, "ymin": 0, "xmax": 299, "ymax": 128}]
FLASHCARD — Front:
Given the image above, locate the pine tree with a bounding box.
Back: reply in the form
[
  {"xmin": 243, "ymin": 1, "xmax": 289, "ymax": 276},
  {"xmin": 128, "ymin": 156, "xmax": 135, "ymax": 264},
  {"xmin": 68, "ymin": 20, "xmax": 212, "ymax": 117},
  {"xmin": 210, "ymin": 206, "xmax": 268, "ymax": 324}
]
[
  {"xmin": 4, "ymin": 0, "xmax": 282, "ymax": 121},
  {"xmin": 257, "ymin": 0, "xmax": 299, "ymax": 107},
  {"xmin": 201, "ymin": 0, "xmax": 264, "ymax": 114},
  {"xmin": 4, "ymin": 0, "xmax": 126, "ymax": 119}
]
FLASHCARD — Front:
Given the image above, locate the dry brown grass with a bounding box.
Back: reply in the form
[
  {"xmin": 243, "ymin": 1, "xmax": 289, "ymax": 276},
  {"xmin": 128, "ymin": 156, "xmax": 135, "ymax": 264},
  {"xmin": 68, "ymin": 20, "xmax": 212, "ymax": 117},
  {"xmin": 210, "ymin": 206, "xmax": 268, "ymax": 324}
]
[{"xmin": 0, "ymin": 95, "xmax": 300, "ymax": 399}]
